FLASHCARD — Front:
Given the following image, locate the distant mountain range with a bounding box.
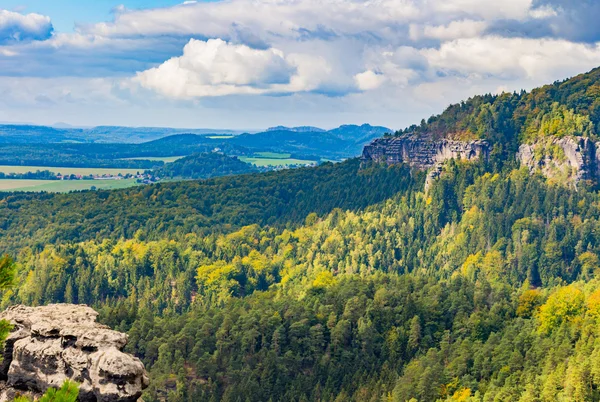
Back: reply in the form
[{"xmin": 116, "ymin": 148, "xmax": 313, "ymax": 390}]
[
  {"xmin": 0, "ymin": 125, "xmax": 243, "ymax": 144},
  {"xmin": 266, "ymin": 126, "xmax": 326, "ymax": 133},
  {"xmin": 144, "ymin": 124, "xmax": 392, "ymax": 159},
  {"xmin": 0, "ymin": 123, "xmax": 391, "ymax": 158}
]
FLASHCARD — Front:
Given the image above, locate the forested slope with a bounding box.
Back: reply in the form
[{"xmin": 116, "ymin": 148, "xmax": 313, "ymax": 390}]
[
  {"xmin": 0, "ymin": 160, "xmax": 418, "ymax": 253},
  {"xmin": 153, "ymin": 153, "xmax": 258, "ymax": 180},
  {"xmin": 5, "ymin": 68, "xmax": 600, "ymax": 401}
]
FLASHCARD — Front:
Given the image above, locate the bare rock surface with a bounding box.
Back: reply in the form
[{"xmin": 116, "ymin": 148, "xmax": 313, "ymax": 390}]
[
  {"xmin": 362, "ymin": 135, "xmax": 490, "ymax": 169},
  {"xmin": 0, "ymin": 304, "xmax": 148, "ymax": 402},
  {"xmin": 517, "ymin": 136, "xmax": 598, "ymax": 186}
]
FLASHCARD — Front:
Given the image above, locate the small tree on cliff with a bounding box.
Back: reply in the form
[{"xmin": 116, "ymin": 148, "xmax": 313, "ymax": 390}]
[
  {"xmin": 0, "ymin": 255, "xmax": 16, "ymax": 346},
  {"xmin": 1, "ymin": 255, "xmax": 79, "ymax": 402}
]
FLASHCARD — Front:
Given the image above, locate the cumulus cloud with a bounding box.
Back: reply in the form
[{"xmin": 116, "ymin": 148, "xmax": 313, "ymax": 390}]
[
  {"xmin": 2, "ymin": 0, "xmax": 600, "ymax": 128},
  {"xmin": 355, "ymin": 71, "xmax": 387, "ymax": 91},
  {"xmin": 135, "ymin": 39, "xmax": 334, "ymax": 98},
  {"xmin": 0, "ymin": 10, "xmax": 53, "ymax": 44},
  {"xmin": 420, "ymin": 37, "xmax": 600, "ymax": 80},
  {"xmin": 410, "ymin": 20, "xmax": 488, "ymax": 41}
]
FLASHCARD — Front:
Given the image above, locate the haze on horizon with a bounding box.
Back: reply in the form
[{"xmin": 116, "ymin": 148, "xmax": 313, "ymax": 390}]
[{"xmin": 1, "ymin": 0, "xmax": 600, "ymax": 131}]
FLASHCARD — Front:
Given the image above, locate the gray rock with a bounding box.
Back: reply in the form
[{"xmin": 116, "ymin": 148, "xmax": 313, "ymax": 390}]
[
  {"xmin": 361, "ymin": 134, "xmax": 490, "ymax": 189},
  {"xmin": 516, "ymin": 136, "xmax": 598, "ymax": 187},
  {"xmin": 0, "ymin": 304, "xmax": 148, "ymax": 402},
  {"xmin": 362, "ymin": 135, "xmax": 490, "ymax": 169}
]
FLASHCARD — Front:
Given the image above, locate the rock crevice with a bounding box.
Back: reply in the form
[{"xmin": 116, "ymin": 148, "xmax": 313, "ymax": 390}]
[{"xmin": 0, "ymin": 304, "xmax": 148, "ymax": 402}]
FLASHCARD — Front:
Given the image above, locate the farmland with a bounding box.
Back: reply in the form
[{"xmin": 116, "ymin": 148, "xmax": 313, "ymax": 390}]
[
  {"xmin": 121, "ymin": 156, "xmax": 185, "ymax": 163},
  {"xmin": 0, "ymin": 178, "xmax": 139, "ymax": 193},
  {"xmin": 239, "ymin": 156, "xmax": 317, "ymax": 167},
  {"xmin": 0, "ymin": 165, "xmax": 142, "ymax": 176}
]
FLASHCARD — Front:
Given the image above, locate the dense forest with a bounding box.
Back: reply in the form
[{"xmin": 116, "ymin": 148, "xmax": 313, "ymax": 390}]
[{"xmin": 4, "ymin": 68, "xmax": 600, "ymax": 401}]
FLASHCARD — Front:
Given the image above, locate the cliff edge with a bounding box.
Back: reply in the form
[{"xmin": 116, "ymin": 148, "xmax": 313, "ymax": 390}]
[{"xmin": 361, "ymin": 135, "xmax": 490, "ymax": 169}]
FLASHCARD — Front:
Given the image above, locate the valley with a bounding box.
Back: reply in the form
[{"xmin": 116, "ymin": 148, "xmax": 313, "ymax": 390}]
[
  {"xmin": 3, "ymin": 67, "xmax": 600, "ymax": 400},
  {"xmin": 0, "ymin": 124, "xmax": 385, "ymax": 192}
]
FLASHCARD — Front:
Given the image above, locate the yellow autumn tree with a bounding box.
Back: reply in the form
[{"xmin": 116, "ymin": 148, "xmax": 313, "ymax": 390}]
[{"xmin": 538, "ymin": 285, "xmax": 585, "ymax": 333}]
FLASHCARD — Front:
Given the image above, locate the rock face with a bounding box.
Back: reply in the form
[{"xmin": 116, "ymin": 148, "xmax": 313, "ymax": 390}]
[
  {"xmin": 516, "ymin": 136, "xmax": 600, "ymax": 186},
  {"xmin": 362, "ymin": 135, "xmax": 490, "ymax": 169},
  {"xmin": 0, "ymin": 304, "xmax": 148, "ymax": 402}
]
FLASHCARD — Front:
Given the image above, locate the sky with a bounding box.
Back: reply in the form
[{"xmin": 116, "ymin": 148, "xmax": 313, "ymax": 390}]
[{"xmin": 1, "ymin": 0, "xmax": 600, "ymax": 130}]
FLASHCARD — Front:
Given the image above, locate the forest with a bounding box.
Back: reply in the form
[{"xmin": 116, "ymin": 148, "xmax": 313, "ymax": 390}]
[
  {"xmin": 152, "ymin": 153, "xmax": 258, "ymax": 180},
  {"xmin": 4, "ymin": 68, "xmax": 600, "ymax": 401}
]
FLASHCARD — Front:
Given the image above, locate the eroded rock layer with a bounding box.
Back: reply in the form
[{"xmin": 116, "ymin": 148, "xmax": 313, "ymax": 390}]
[
  {"xmin": 517, "ymin": 136, "xmax": 600, "ymax": 185},
  {"xmin": 362, "ymin": 135, "xmax": 490, "ymax": 169},
  {"xmin": 0, "ymin": 304, "xmax": 148, "ymax": 402}
]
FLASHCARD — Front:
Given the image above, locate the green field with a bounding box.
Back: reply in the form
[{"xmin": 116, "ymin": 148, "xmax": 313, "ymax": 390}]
[
  {"xmin": 121, "ymin": 156, "xmax": 185, "ymax": 163},
  {"xmin": 254, "ymin": 152, "xmax": 292, "ymax": 159},
  {"xmin": 0, "ymin": 165, "xmax": 142, "ymax": 176},
  {"xmin": 0, "ymin": 179, "xmax": 139, "ymax": 193},
  {"xmin": 240, "ymin": 157, "xmax": 317, "ymax": 167}
]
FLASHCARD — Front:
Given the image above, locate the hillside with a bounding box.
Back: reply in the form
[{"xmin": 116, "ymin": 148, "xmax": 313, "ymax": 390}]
[
  {"xmin": 5, "ymin": 70, "xmax": 600, "ymax": 401},
  {"xmin": 397, "ymin": 67, "xmax": 600, "ymax": 148},
  {"xmin": 363, "ymin": 67, "xmax": 600, "ymax": 187},
  {"xmin": 153, "ymin": 153, "xmax": 258, "ymax": 179}
]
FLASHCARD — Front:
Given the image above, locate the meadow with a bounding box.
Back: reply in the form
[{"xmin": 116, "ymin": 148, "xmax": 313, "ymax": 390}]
[
  {"xmin": 0, "ymin": 165, "xmax": 142, "ymax": 176},
  {"xmin": 120, "ymin": 156, "xmax": 185, "ymax": 163},
  {"xmin": 253, "ymin": 152, "xmax": 292, "ymax": 158},
  {"xmin": 0, "ymin": 179, "xmax": 139, "ymax": 193},
  {"xmin": 239, "ymin": 157, "xmax": 317, "ymax": 167}
]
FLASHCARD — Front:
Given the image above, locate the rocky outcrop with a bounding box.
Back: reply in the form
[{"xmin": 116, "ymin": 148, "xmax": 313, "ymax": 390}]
[
  {"xmin": 362, "ymin": 135, "xmax": 490, "ymax": 169},
  {"xmin": 0, "ymin": 304, "xmax": 148, "ymax": 402},
  {"xmin": 517, "ymin": 136, "xmax": 600, "ymax": 186}
]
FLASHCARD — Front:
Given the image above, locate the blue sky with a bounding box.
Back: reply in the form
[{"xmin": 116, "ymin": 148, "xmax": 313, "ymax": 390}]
[
  {"xmin": 3, "ymin": 1, "xmax": 187, "ymax": 32},
  {"xmin": 1, "ymin": 0, "xmax": 600, "ymax": 130}
]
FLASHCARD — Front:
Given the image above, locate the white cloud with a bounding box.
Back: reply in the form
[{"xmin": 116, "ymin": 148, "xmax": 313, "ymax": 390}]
[
  {"xmin": 1, "ymin": 0, "xmax": 600, "ymax": 129},
  {"xmin": 135, "ymin": 38, "xmax": 333, "ymax": 98},
  {"xmin": 0, "ymin": 10, "xmax": 53, "ymax": 43},
  {"xmin": 411, "ymin": 20, "xmax": 488, "ymax": 41},
  {"xmin": 354, "ymin": 70, "xmax": 386, "ymax": 91},
  {"xmin": 529, "ymin": 5, "xmax": 558, "ymax": 19},
  {"xmin": 421, "ymin": 37, "xmax": 600, "ymax": 80}
]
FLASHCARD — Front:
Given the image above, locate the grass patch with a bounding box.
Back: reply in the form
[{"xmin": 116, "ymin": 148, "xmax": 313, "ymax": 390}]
[
  {"xmin": 239, "ymin": 157, "xmax": 317, "ymax": 167},
  {"xmin": 121, "ymin": 156, "xmax": 185, "ymax": 163},
  {"xmin": 254, "ymin": 152, "xmax": 292, "ymax": 159},
  {"xmin": 0, "ymin": 166, "xmax": 142, "ymax": 176},
  {"xmin": 0, "ymin": 180, "xmax": 53, "ymax": 191},
  {"xmin": 0, "ymin": 179, "xmax": 140, "ymax": 193}
]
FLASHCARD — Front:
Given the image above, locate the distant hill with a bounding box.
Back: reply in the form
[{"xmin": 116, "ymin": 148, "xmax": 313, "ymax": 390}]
[
  {"xmin": 0, "ymin": 123, "xmax": 389, "ymax": 153},
  {"xmin": 230, "ymin": 124, "xmax": 391, "ymax": 158},
  {"xmin": 106, "ymin": 124, "xmax": 391, "ymax": 160},
  {"xmin": 0, "ymin": 125, "xmax": 82, "ymax": 144},
  {"xmin": 0, "ymin": 125, "xmax": 242, "ymax": 144},
  {"xmin": 266, "ymin": 126, "xmax": 326, "ymax": 133},
  {"xmin": 153, "ymin": 153, "xmax": 258, "ymax": 180}
]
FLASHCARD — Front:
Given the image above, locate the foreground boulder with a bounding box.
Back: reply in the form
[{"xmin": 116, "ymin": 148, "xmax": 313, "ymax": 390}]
[{"xmin": 0, "ymin": 304, "xmax": 148, "ymax": 402}]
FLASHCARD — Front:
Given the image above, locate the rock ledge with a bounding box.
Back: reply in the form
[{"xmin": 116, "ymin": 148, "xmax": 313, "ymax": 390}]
[{"xmin": 0, "ymin": 304, "xmax": 148, "ymax": 402}]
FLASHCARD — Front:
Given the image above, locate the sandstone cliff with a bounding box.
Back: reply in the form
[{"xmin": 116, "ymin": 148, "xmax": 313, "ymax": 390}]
[
  {"xmin": 362, "ymin": 134, "xmax": 600, "ymax": 188},
  {"xmin": 0, "ymin": 304, "xmax": 148, "ymax": 402},
  {"xmin": 361, "ymin": 135, "xmax": 490, "ymax": 169},
  {"xmin": 517, "ymin": 136, "xmax": 600, "ymax": 187}
]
